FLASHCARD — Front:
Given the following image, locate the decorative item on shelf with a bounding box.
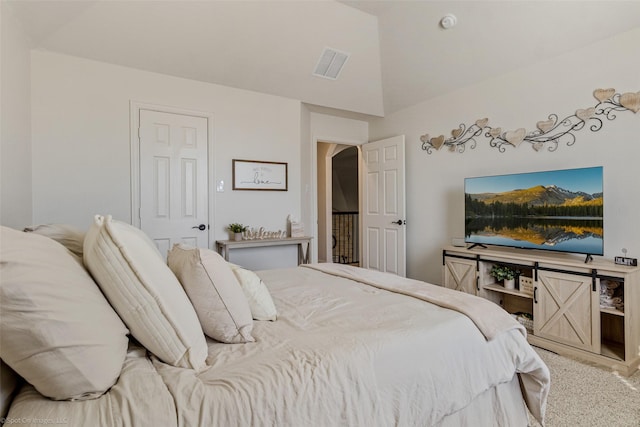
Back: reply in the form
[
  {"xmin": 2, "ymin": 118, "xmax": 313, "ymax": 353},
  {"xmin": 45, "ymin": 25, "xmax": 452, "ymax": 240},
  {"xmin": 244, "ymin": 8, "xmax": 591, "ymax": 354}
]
[
  {"xmin": 287, "ymin": 214, "xmax": 304, "ymax": 237},
  {"xmin": 242, "ymin": 227, "xmax": 286, "ymax": 240},
  {"xmin": 227, "ymin": 223, "xmax": 248, "ymax": 241},
  {"xmin": 614, "ymin": 248, "xmax": 638, "ymax": 266},
  {"xmin": 420, "ymin": 88, "xmax": 640, "ymax": 154},
  {"xmin": 599, "ymin": 279, "xmax": 624, "ymax": 313},
  {"xmin": 511, "ymin": 312, "xmax": 534, "ymax": 331},
  {"xmin": 489, "ymin": 264, "xmax": 517, "ymax": 290},
  {"xmin": 519, "ymin": 276, "xmax": 534, "ymax": 296}
]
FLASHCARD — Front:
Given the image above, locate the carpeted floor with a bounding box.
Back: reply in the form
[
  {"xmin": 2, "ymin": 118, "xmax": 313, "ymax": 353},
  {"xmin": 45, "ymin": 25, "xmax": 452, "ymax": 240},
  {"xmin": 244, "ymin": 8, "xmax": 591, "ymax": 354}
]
[{"xmin": 528, "ymin": 347, "xmax": 640, "ymax": 427}]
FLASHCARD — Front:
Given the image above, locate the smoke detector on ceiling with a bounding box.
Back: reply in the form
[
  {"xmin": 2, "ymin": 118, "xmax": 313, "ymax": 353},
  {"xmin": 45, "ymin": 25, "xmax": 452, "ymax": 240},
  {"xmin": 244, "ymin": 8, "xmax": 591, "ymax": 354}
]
[
  {"xmin": 313, "ymin": 47, "xmax": 350, "ymax": 80},
  {"xmin": 440, "ymin": 14, "xmax": 457, "ymax": 29}
]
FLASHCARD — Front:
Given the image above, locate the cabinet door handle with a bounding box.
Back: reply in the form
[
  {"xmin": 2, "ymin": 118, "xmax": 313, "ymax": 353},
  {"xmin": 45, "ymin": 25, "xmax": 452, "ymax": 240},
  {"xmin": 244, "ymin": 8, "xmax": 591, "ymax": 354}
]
[{"xmin": 533, "ymin": 287, "xmax": 538, "ymax": 304}]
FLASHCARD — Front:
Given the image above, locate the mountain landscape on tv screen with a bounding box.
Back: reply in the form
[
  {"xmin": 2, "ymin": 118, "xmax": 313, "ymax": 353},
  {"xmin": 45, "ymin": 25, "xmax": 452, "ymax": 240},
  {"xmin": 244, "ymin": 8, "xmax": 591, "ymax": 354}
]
[{"xmin": 467, "ymin": 184, "xmax": 603, "ymax": 214}]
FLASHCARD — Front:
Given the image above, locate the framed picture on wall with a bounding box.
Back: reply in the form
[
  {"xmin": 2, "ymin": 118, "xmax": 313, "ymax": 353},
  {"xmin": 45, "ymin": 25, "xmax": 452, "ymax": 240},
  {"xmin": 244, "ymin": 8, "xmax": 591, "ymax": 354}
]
[{"xmin": 232, "ymin": 159, "xmax": 288, "ymax": 191}]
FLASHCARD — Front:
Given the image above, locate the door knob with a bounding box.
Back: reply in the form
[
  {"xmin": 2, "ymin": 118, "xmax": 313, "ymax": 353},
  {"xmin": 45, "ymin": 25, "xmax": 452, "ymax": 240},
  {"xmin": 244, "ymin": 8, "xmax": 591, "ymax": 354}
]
[
  {"xmin": 192, "ymin": 224, "xmax": 206, "ymax": 231},
  {"xmin": 391, "ymin": 220, "xmax": 406, "ymax": 225}
]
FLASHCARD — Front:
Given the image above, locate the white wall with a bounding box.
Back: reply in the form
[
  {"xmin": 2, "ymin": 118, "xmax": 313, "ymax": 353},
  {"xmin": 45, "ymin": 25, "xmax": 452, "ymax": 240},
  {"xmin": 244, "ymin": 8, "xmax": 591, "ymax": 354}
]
[
  {"xmin": 369, "ymin": 28, "xmax": 640, "ymax": 285},
  {"xmin": 21, "ymin": 27, "xmax": 639, "ymax": 278},
  {"xmin": 31, "ymin": 51, "xmax": 302, "ymax": 269},
  {"xmin": 1, "ymin": 3, "xmax": 33, "ymax": 228}
]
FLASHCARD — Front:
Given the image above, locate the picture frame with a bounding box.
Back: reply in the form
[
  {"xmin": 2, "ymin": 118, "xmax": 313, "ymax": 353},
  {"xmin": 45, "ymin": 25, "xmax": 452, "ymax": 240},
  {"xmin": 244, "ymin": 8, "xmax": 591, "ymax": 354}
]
[{"xmin": 232, "ymin": 159, "xmax": 288, "ymax": 191}]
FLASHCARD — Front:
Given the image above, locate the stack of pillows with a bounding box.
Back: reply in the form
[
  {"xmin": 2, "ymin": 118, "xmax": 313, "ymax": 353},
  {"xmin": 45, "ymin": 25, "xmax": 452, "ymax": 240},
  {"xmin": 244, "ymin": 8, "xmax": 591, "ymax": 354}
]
[{"xmin": 0, "ymin": 215, "xmax": 278, "ymax": 404}]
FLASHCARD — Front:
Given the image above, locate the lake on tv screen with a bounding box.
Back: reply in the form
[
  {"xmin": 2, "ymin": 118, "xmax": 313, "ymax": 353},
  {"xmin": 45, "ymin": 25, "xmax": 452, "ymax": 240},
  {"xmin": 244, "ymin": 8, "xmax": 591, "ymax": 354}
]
[{"xmin": 465, "ymin": 217, "xmax": 604, "ymax": 254}]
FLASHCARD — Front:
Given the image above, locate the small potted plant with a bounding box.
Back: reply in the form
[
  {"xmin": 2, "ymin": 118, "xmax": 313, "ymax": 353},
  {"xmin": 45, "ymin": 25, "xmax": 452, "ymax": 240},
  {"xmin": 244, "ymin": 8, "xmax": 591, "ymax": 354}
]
[
  {"xmin": 490, "ymin": 264, "xmax": 516, "ymax": 289},
  {"xmin": 227, "ymin": 223, "xmax": 248, "ymax": 241}
]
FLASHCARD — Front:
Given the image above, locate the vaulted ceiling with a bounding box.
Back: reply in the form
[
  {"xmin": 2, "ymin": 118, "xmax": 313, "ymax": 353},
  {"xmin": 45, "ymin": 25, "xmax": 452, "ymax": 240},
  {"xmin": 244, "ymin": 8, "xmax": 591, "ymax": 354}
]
[{"xmin": 7, "ymin": 0, "xmax": 640, "ymax": 117}]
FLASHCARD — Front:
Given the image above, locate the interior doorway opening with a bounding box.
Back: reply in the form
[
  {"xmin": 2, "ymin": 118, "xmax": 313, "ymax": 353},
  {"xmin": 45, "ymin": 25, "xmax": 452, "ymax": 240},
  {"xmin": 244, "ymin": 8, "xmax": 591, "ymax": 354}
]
[{"xmin": 316, "ymin": 142, "xmax": 359, "ymax": 264}]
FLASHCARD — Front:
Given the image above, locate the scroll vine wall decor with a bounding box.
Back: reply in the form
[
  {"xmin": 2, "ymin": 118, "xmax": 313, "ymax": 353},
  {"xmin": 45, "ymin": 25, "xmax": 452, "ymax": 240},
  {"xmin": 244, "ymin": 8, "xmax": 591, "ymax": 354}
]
[{"xmin": 420, "ymin": 88, "xmax": 640, "ymax": 154}]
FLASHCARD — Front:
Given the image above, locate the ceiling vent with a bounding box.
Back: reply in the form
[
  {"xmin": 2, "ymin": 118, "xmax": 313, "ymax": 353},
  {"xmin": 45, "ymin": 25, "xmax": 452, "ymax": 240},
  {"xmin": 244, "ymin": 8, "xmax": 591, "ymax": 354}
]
[{"xmin": 313, "ymin": 47, "xmax": 350, "ymax": 80}]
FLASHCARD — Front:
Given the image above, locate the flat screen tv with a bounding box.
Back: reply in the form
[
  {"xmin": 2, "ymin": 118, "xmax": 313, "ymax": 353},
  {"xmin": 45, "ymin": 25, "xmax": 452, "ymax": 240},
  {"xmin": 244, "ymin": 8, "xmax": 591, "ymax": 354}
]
[{"xmin": 464, "ymin": 166, "xmax": 604, "ymax": 258}]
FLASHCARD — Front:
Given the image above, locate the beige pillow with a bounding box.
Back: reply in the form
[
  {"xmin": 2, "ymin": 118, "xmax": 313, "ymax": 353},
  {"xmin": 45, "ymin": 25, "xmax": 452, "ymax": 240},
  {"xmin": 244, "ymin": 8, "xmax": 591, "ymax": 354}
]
[
  {"xmin": 0, "ymin": 226, "xmax": 129, "ymax": 400},
  {"xmin": 83, "ymin": 215, "xmax": 208, "ymax": 370},
  {"xmin": 229, "ymin": 263, "xmax": 278, "ymax": 321},
  {"xmin": 168, "ymin": 245, "xmax": 254, "ymax": 343},
  {"xmin": 24, "ymin": 223, "xmax": 85, "ymax": 260}
]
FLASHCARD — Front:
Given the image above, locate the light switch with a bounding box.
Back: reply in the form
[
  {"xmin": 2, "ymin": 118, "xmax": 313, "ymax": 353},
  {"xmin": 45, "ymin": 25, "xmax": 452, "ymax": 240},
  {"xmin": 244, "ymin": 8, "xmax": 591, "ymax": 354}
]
[{"xmin": 216, "ymin": 180, "xmax": 225, "ymax": 192}]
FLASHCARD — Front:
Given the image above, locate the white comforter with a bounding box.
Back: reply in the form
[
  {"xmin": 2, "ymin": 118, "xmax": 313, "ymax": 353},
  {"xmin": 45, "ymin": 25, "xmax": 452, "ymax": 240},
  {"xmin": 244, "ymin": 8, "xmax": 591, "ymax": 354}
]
[
  {"xmin": 7, "ymin": 265, "xmax": 549, "ymax": 426},
  {"xmin": 158, "ymin": 265, "xmax": 549, "ymax": 426}
]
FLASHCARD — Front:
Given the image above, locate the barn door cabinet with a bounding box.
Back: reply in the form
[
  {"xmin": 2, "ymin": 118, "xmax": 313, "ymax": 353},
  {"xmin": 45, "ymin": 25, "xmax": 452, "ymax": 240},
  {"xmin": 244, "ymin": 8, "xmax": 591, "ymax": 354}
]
[{"xmin": 442, "ymin": 245, "xmax": 640, "ymax": 376}]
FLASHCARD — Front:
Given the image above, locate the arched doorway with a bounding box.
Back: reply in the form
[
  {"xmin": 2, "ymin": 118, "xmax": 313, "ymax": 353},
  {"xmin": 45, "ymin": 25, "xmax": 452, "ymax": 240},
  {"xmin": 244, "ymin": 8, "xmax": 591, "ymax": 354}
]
[{"xmin": 316, "ymin": 142, "xmax": 359, "ymax": 264}]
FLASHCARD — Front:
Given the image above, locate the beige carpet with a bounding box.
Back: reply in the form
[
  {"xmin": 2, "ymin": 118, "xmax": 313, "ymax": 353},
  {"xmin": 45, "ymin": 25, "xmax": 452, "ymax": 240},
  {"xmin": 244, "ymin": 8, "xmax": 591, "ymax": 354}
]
[{"xmin": 528, "ymin": 347, "xmax": 640, "ymax": 427}]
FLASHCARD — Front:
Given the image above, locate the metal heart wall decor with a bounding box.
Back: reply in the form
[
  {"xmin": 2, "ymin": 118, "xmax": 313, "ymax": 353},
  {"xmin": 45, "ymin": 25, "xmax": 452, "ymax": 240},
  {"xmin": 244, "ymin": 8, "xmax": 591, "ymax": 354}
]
[
  {"xmin": 420, "ymin": 88, "xmax": 639, "ymax": 154},
  {"xmin": 620, "ymin": 92, "xmax": 640, "ymax": 113},
  {"xmin": 575, "ymin": 107, "xmax": 596, "ymax": 121},
  {"xmin": 430, "ymin": 135, "xmax": 446, "ymax": 150},
  {"xmin": 593, "ymin": 88, "xmax": 615, "ymax": 103},
  {"xmin": 536, "ymin": 119, "xmax": 555, "ymax": 133},
  {"xmin": 505, "ymin": 128, "xmax": 526, "ymax": 147},
  {"xmin": 475, "ymin": 118, "xmax": 489, "ymax": 128}
]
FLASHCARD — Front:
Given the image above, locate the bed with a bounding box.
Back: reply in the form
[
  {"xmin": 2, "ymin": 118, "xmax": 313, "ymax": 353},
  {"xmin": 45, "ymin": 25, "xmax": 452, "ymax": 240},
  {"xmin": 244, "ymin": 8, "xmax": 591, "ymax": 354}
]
[{"xmin": 1, "ymin": 219, "xmax": 549, "ymax": 427}]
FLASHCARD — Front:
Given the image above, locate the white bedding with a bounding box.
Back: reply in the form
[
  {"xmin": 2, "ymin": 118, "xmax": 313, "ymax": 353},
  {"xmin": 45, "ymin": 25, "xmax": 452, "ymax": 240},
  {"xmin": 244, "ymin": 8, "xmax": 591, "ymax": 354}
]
[
  {"xmin": 7, "ymin": 265, "xmax": 549, "ymax": 427},
  {"xmin": 7, "ymin": 344, "xmax": 177, "ymax": 426}
]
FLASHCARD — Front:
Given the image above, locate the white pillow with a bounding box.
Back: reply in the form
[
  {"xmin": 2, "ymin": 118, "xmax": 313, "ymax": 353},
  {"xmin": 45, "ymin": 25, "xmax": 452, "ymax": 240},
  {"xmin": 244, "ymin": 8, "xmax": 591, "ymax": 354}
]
[
  {"xmin": 229, "ymin": 263, "xmax": 278, "ymax": 321},
  {"xmin": 0, "ymin": 226, "xmax": 129, "ymax": 400},
  {"xmin": 23, "ymin": 223, "xmax": 85, "ymax": 260},
  {"xmin": 168, "ymin": 245, "xmax": 255, "ymax": 343},
  {"xmin": 83, "ymin": 215, "xmax": 208, "ymax": 370}
]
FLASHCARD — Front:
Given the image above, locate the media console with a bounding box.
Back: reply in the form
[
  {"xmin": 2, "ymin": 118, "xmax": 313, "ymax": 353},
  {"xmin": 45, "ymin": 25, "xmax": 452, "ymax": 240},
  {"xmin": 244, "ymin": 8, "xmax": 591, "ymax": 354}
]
[{"xmin": 442, "ymin": 245, "xmax": 640, "ymax": 376}]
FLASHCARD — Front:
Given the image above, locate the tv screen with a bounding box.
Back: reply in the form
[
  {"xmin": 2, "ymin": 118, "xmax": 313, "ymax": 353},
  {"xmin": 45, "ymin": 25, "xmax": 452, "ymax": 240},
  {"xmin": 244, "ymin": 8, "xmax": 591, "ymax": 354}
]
[{"xmin": 464, "ymin": 166, "xmax": 604, "ymax": 256}]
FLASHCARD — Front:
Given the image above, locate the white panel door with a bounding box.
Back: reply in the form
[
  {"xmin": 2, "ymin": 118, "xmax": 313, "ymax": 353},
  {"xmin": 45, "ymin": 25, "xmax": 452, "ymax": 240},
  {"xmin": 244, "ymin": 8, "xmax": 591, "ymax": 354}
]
[
  {"xmin": 361, "ymin": 135, "xmax": 406, "ymax": 276},
  {"xmin": 139, "ymin": 109, "xmax": 209, "ymax": 259}
]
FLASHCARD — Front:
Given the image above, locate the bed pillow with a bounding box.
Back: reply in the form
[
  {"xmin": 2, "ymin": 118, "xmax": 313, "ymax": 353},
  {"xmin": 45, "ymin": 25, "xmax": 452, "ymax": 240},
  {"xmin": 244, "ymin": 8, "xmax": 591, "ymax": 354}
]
[
  {"xmin": 168, "ymin": 245, "xmax": 255, "ymax": 343},
  {"xmin": 23, "ymin": 223, "xmax": 85, "ymax": 259},
  {"xmin": 83, "ymin": 215, "xmax": 208, "ymax": 370},
  {"xmin": 0, "ymin": 226, "xmax": 129, "ymax": 400},
  {"xmin": 229, "ymin": 263, "xmax": 278, "ymax": 321}
]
